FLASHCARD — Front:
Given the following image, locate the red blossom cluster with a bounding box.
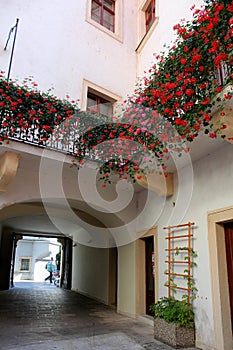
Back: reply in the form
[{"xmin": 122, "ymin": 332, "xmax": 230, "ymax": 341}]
[
  {"xmin": 132, "ymin": 0, "xmax": 233, "ymax": 142},
  {"xmin": 0, "ymin": 74, "xmax": 78, "ymax": 144}
]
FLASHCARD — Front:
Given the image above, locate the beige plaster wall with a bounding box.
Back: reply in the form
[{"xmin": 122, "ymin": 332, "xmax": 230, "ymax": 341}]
[{"xmin": 117, "ymin": 242, "xmax": 136, "ymax": 317}]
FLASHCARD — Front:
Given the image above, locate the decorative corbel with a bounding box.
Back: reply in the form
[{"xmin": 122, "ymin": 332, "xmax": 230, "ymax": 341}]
[
  {"xmin": 212, "ymin": 107, "xmax": 233, "ymax": 144},
  {"xmin": 136, "ymin": 172, "xmax": 174, "ymax": 196},
  {"xmin": 0, "ymin": 151, "xmax": 20, "ymax": 192}
]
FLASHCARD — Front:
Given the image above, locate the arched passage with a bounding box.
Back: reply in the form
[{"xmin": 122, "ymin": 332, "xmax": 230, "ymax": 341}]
[
  {"xmin": 0, "ymin": 200, "xmax": 120, "ymax": 308},
  {"xmin": 0, "ymin": 227, "xmax": 72, "ymax": 291}
]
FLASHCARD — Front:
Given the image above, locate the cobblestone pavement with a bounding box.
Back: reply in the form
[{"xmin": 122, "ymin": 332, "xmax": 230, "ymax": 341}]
[{"xmin": 0, "ymin": 282, "xmax": 201, "ymax": 350}]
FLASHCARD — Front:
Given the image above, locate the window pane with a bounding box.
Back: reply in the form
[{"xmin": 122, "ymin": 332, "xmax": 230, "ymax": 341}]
[
  {"xmin": 87, "ymin": 94, "xmax": 98, "ymax": 113},
  {"xmin": 91, "ymin": 0, "xmax": 115, "ymax": 32},
  {"xmin": 104, "ymin": 0, "xmax": 114, "ymax": 11},
  {"xmin": 103, "ymin": 11, "xmax": 114, "ymax": 31},
  {"xmin": 91, "ymin": 2, "xmax": 101, "ymax": 23},
  {"xmin": 99, "ymin": 102, "xmax": 112, "ymax": 118},
  {"xmin": 20, "ymin": 258, "xmax": 30, "ymax": 271},
  {"xmin": 145, "ymin": 0, "xmax": 155, "ymax": 31},
  {"xmin": 87, "ymin": 91, "xmax": 113, "ymax": 119}
]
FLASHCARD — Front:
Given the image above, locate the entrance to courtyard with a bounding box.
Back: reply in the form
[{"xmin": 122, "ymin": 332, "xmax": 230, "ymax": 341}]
[{"xmin": 0, "ymin": 228, "xmax": 73, "ymax": 291}]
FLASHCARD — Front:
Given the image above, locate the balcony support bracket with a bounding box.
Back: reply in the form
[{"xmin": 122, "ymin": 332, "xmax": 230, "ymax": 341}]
[
  {"xmin": 136, "ymin": 172, "xmax": 174, "ymax": 196},
  {"xmin": 0, "ymin": 151, "xmax": 20, "ymax": 193}
]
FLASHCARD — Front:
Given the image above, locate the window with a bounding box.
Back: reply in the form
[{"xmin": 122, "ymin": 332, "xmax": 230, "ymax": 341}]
[
  {"xmin": 145, "ymin": 0, "xmax": 155, "ymax": 32},
  {"xmin": 87, "ymin": 91, "xmax": 113, "ymax": 119},
  {"xmin": 19, "ymin": 258, "xmax": 31, "ymax": 272},
  {"xmin": 87, "ymin": 0, "xmax": 122, "ymax": 41},
  {"xmin": 91, "ymin": 0, "xmax": 115, "ymax": 32},
  {"xmin": 136, "ymin": 0, "xmax": 158, "ymax": 53}
]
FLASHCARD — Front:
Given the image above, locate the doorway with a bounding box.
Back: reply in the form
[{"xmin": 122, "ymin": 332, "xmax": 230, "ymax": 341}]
[
  {"xmin": 224, "ymin": 222, "xmax": 233, "ymax": 334},
  {"xmin": 208, "ymin": 207, "xmax": 233, "ymax": 350},
  {"xmin": 136, "ymin": 228, "xmax": 158, "ymax": 317},
  {"xmin": 144, "ymin": 236, "xmax": 155, "ymax": 315}
]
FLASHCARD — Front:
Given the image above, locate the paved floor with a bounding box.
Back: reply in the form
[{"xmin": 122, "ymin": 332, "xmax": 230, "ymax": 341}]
[{"xmin": 0, "ymin": 282, "xmax": 201, "ymax": 350}]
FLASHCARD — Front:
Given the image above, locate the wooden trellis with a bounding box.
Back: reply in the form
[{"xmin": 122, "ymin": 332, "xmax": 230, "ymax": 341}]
[{"xmin": 164, "ymin": 222, "xmax": 195, "ymax": 304}]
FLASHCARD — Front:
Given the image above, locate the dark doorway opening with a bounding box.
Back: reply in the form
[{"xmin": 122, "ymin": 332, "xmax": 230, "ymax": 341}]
[
  {"xmin": 224, "ymin": 222, "xmax": 233, "ymax": 334},
  {"xmin": 144, "ymin": 236, "xmax": 155, "ymax": 316}
]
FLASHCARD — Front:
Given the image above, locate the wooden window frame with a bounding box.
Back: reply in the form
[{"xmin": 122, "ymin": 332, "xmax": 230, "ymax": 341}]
[
  {"xmin": 87, "ymin": 90, "xmax": 113, "ymax": 119},
  {"xmin": 91, "ymin": 0, "xmax": 115, "ymax": 32},
  {"xmin": 81, "ymin": 80, "xmax": 122, "ymax": 119},
  {"xmin": 145, "ymin": 0, "xmax": 155, "ymax": 32},
  {"xmin": 136, "ymin": 0, "xmax": 159, "ymax": 53}
]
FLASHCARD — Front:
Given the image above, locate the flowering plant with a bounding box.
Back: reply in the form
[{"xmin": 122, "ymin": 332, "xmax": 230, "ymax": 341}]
[
  {"xmin": 0, "ymin": 75, "xmax": 169, "ymax": 184},
  {"xmin": 0, "ymin": 74, "xmax": 79, "ymax": 145},
  {"xmin": 132, "ymin": 0, "xmax": 233, "ymax": 141}
]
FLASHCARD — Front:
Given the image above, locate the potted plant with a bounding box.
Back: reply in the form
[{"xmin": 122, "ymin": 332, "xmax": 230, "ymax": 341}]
[{"xmin": 150, "ymin": 296, "xmax": 195, "ymax": 349}]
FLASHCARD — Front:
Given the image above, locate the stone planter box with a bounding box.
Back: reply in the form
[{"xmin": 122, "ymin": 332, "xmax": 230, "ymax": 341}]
[{"xmin": 154, "ymin": 317, "xmax": 195, "ymax": 349}]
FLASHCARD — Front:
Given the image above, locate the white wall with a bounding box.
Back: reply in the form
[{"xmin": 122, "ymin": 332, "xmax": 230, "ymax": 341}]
[
  {"xmin": 175, "ymin": 142, "xmax": 233, "ymax": 348},
  {"xmin": 72, "ymin": 243, "xmax": 110, "ymax": 304},
  {"xmin": 0, "ymin": 0, "xmax": 138, "ymax": 101},
  {"xmin": 151, "ymin": 142, "xmax": 233, "ymax": 349}
]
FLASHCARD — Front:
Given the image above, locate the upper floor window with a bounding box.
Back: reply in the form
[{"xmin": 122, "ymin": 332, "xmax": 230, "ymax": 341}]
[
  {"xmin": 87, "ymin": 91, "xmax": 113, "ymax": 119},
  {"xmin": 145, "ymin": 0, "xmax": 155, "ymax": 32},
  {"xmin": 91, "ymin": 0, "xmax": 115, "ymax": 32},
  {"xmin": 136, "ymin": 0, "xmax": 158, "ymax": 53}
]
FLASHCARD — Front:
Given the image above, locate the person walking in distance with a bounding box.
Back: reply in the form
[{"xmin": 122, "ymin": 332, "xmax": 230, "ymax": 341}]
[{"xmin": 45, "ymin": 257, "xmax": 56, "ymax": 283}]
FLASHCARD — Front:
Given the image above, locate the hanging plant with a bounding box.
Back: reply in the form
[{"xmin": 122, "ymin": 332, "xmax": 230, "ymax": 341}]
[
  {"xmin": 0, "ymin": 74, "xmax": 79, "ymax": 145},
  {"xmin": 131, "ymin": 0, "xmax": 233, "ymax": 142}
]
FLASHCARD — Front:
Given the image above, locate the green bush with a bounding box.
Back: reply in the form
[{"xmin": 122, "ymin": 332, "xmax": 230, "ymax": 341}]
[{"xmin": 150, "ymin": 297, "xmax": 194, "ymax": 327}]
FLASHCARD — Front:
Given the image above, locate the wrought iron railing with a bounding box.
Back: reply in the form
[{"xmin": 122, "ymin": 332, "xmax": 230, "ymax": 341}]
[
  {"xmin": 1, "ymin": 112, "xmax": 112, "ymax": 160},
  {"xmin": 1, "ymin": 117, "xmax": 80, "ymax": 155}
]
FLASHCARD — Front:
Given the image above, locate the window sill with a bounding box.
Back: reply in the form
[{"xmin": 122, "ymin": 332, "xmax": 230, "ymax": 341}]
[
  {"xmin": 136, "ymin": 17, "xmax": 159, "ymax": 53},
  {"xmin": 86, "ymin": 18, "xmax": 123, "ymax": 43}
]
